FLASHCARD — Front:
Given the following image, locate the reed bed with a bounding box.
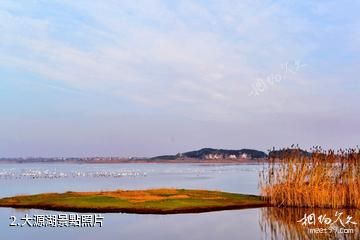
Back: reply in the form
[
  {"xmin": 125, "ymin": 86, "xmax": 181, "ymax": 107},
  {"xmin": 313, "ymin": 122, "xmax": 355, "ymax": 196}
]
[{"xmin": 260, "ymin": 147, "xmax": 360, "ymax": 208}]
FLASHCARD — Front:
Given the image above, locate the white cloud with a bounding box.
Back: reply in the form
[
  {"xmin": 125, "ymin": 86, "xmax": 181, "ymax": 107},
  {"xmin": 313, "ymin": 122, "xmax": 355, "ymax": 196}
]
[{"xmin": 0, "ymin": 0, "xmax": 358, "ymax": 122}]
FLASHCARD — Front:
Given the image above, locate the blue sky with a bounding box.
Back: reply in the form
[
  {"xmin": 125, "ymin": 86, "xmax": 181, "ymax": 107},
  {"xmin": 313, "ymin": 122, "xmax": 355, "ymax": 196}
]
[{"xmin": 0, "ymin": 0, "xmax": 359, "ymax": 157}]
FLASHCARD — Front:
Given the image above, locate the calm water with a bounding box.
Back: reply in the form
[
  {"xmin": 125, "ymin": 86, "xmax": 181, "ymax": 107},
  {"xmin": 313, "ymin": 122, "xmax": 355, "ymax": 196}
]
[
  {"xmin": 0, "ymin": 163, "xmax": 359, "ymax": 240},
  {"xmin": 0, "ymin": 163, "xmax": 261, "ymax": 197}
]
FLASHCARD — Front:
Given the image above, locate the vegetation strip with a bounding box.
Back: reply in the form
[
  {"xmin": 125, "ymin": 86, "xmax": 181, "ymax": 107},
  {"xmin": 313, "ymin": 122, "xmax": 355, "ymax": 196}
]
[
  {"xmin": 261, "ymin": 147, "xmax": 360, "ymax": 209},
  {"xmin": 0, "ymin": 189, "xmax": 267, "ymax": 214}
]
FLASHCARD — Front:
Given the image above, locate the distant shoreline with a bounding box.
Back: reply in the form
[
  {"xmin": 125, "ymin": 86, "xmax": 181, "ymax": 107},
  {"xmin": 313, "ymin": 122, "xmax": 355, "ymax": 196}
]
[
  {"xmin": 0, "ymin": 147, "xmax": 269, "ymax": 164},
  {"xmin": 0, "ymin": 158, "xmax": 267, "ymax": 164}
]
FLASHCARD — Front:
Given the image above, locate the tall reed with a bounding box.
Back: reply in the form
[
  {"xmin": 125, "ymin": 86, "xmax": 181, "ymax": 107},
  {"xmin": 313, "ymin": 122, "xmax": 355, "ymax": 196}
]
[{"xmin": 260, "ymin": 147, "xmax": 360, "ymax": 208}]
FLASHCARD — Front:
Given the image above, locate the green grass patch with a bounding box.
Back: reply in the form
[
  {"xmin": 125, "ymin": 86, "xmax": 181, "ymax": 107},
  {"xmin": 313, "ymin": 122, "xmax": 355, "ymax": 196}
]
[{"xmin": 0, "ymin": 189, "xmax": 267, "ymax": 214}]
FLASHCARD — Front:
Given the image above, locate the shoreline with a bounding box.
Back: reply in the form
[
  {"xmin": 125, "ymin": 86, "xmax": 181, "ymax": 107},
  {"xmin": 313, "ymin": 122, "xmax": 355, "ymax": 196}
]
[
  {"xmin": 0, "ymin": 203, "xmax": 269, "ymax": 214},
  {"xmin": 0, "ymin": 159, "xmax": 268, "ymax": 164},
  {"xmin": 0, "ymin": 189, "xmax": 268, "ymax": 214}
]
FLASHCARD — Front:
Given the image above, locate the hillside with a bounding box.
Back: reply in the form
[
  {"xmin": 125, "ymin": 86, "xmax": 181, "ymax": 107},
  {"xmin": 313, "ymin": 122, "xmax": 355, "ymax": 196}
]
[{"xmin": 152, "ymin": 148, "xmax": 267, "ymax": 160}]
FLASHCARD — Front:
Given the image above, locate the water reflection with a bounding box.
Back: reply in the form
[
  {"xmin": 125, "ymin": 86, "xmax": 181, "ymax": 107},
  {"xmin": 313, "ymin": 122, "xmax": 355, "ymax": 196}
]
[
  {"xmin": 260, "ymin": 207, "xmax": 360, "ymax": 240},
  {"xmin": 0, "ymin": 208, "xmax": 262, "ymax": 240}
]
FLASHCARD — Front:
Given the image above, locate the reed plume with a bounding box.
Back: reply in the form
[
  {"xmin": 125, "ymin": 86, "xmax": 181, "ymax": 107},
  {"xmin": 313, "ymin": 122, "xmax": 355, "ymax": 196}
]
[{"xmin": 260, "ymin": 147, "xmax": 360, "ymax": 208}]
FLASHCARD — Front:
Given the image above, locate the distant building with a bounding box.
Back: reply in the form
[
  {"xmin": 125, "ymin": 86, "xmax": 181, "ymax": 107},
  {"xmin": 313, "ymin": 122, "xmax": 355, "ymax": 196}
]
[
  {"xmin": 205, "ymin": 154, "xmax": 223, "ymax": 159},
  {"xmin": 228, "ymin": 154, "xmax": 237, "ymax": 159},
  {"xmin": 205, "ymin": 154, "xmax": 214, "ymax": 159},
  {"xmin": 241, "ymin": 153, "xmax": 248, "ymax": 159}
]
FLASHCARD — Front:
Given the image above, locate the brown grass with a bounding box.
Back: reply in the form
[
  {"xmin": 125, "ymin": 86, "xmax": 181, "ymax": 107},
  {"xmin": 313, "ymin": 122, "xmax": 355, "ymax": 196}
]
[
  {"xmin": 260, "ymin": 147, "xmax": 360, "ymax": 208},
  {"xmin": 103, "ymin": 189, "xmax": 191, "ymax": 202},
  {"xmin": 0, "ymin": 188, "xmax": 266, "ymax": 214},
  {"xmin": 73, "ymin": 188, "xmax": 189, "ymax": 202}
]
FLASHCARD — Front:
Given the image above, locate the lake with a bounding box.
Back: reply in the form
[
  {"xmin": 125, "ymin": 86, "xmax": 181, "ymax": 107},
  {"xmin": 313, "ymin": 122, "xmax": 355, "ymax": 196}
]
[{"xmin": 0, "ymin": 163, "xmax": 358, "ymax": 240}]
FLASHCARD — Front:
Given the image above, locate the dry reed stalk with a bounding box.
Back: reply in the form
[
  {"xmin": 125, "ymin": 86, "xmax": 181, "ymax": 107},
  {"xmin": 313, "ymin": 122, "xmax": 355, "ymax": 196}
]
[{"xmin": 260, "ymin": 147, "xmax": 360, "ymax": 209}]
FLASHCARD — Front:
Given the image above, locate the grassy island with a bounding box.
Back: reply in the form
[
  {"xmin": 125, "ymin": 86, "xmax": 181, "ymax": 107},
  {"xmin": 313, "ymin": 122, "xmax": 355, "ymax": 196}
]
[{"xmin": 0, "ymin": 189, "xmax": 267, "ymax": 214}]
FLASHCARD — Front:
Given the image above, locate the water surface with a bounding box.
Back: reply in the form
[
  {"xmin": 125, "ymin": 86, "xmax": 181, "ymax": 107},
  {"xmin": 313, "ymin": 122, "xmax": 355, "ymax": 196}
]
[{"xmin": 0, "ymin": 163, "xmax": 358, "ymax": 240}]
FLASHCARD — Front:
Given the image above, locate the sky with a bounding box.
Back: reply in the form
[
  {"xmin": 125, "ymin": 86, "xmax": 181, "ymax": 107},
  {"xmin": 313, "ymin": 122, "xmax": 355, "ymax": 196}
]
[{"xmin": 0, "ymin": 0, "xmax": 359, "ymax": 157}]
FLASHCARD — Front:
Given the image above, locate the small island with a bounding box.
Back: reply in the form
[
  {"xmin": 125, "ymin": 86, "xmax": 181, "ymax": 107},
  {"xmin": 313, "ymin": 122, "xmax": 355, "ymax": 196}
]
[{"xmin": 0, "ymin": 189, "xmax": 266, "ymax": 214}]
